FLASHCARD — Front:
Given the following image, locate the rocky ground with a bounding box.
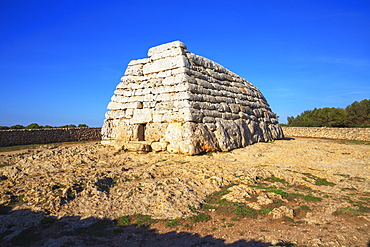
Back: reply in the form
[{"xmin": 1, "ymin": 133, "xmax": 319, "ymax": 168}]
[{"xmin": 0, "ymin": 138, "xmax": 369, "ymax": 246}]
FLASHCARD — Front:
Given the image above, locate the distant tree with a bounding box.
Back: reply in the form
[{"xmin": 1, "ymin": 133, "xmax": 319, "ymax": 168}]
[
  {"xmin": 26, "ymin": 123, "xmax": 42, "ymax": 129},
  {"xmin": 59, "ymin": 124, "xmax": 77, "ymax": 128},
  {"xmin": 78, "ymin": 124, "xmax": 88, "ymax": 128},
  {"xmin": 10, "ymin": 124, "xmax": 25, "ymax": 129},
  {"xmin": 44, "ymin": 125, "xmax": 53, "ymax": 128},
  {"xmin": 287, "ymin": 116, "xmax": 295, "ymax": 125},
  {"xmin": 287, "ymin": 107, "xmax": 348, "ymax": 127},
  {"xmin": 0, "ymin": 126, "xmax": 10, "ymax": 130},
  {"xmin": 345, "ymin": 99, "xmax": 370, "ymax": 127}
]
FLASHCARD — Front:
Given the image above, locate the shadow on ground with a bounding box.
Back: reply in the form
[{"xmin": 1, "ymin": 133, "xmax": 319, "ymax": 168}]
[{"xmin": 0, "ymin": 207, "xmax": 295, "ymax": 247}]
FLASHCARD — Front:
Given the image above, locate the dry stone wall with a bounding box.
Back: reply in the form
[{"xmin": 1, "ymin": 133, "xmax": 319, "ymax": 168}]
[
  {"xmin": 102, "ymin": 41, "xmax": 283, "ymax": 155},
  {"xmin": 0, "ymin": 128, "xmax": 102, "ymax": 147},
  {"xmin": 282, "ymin": 127, "xmax": 370, "ymax": 142}
]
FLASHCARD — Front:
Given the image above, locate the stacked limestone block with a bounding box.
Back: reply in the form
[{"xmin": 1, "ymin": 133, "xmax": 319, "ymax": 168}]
[{"xmin": 102, "ymin": 41, "xmax": 283, "ymax": 155}]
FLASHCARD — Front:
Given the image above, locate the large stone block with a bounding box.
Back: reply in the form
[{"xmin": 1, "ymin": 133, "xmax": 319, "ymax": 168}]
[
  {"xmin": 143, "ymin": 55, "xmax": 190, "ymax": 75},
  {"xmin": 145, "ymin": 123, "xmax": 168, "ymax": 142},
  {"xmin": 130, "ymin": 109, "xmax": 153, "ymax": 124},
  {"xmin": 214, "ymin": 119, "xmax": 242, "ymax": 151},
  {"xmin": 147, "ymin": 41, "xmax": 187, "ymax": 57}
]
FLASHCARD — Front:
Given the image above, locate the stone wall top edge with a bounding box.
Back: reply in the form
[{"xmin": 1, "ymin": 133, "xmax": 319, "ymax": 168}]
[{"xmin": 282, "ymin": 127, "xmax": 370, "ymax": 130}]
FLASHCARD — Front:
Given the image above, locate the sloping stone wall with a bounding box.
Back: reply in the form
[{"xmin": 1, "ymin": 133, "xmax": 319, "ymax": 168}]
[
  {"xmin": 102, "ymin": 41, "xmax": 283, "ymax": 155},
  {"xmin": 0, "ymin": 127, "xmax": 102, "ymax": 147},
  {"xmin": 282, "ymin": 127, "xmax": 370, "ymax": 141}
]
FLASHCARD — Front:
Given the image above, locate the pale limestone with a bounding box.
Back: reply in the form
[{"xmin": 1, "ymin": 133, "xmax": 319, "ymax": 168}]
[
  {"xmin": 269, "ymin": 206, "xmax": 294, "ymax": 219},
  {"xmin": 102, "ymin": 41, "xmax": 283, "ymax": 155}
]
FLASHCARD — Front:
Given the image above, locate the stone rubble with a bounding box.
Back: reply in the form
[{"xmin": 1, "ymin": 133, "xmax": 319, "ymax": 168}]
[
  {"xmin": 102, "ymin": 41, "xmax": 283, "ymax": 155},
  {"xmin": 221, "ymin": 184, "xmax": 287, "ymax": 211},
  {"xmin": 269, "ymin": 206, "xmax": 294, "ymax": 219}
]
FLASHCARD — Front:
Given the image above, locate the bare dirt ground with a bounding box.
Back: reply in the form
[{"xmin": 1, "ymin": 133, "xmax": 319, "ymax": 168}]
[{"xmin": 0, "ymin": 137, "xmax": 369, "ymax": 246}]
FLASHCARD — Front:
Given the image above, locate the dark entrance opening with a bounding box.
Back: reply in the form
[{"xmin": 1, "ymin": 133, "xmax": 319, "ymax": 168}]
[{"xmin": 137, "ymin": 124, "xmax": 146, "ymax": 141}]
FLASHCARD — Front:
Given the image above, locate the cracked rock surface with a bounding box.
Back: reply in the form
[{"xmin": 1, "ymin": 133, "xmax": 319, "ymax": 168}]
[{"xmin": 0, "ymin": 138, "xmax": 369, "ymax": 246}]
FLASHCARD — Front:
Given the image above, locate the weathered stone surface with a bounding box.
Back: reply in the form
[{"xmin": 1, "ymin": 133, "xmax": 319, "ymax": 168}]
[
  {"xmin": 102, "ymin": 41, "xmax": 283, "ymax": 155},
  {"xmin": 283, "ymin": 127, "xmax": 370, "ymax": 141},
  {"xmin": 151, "ymin": 141, "xmax": 168, "ymax": 151},
  {"xmin": 269, "ymin": 206, "xmax": 294, "ymax": 219},
  {"xmin": 0, "ymin": 128, "xmax": 101, "ymax": 147},
  {"xmin": 1, "ymin": 138, "xmax": 370, "ymax": 246},
  {"xmin": 122, "ymin": 141, "xmax": 152, "ymax": 152}
]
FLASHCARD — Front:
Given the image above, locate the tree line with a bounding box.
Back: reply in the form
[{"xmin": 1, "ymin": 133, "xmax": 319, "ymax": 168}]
[
  {"xmin": 286, "ymin": 99, "xmax": 370, "ymax": 127},
  {"xmin": 0, "ymin": 123, "xmax": 89, "ymax": 130}
]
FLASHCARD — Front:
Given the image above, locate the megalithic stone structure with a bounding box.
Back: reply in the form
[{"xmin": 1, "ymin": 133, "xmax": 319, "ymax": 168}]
[{"xmin": 102, "ymin": 41, "xmax": 284, "ymax": 155}]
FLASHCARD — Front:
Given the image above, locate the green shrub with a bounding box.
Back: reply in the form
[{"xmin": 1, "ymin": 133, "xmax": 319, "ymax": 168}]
[
  {"xmin": 260, "ymin": 208, "xmax": 272, "ymax": 214},
  {"xmin": 188, "ymin": 213, "xmax": 211, "ymax": 223},
  {"xmin": 41, "ymin": 217, "xmax": 55, "ymax": 224},
  {"xmin": 166, "ymin": 219, "xmax": 181, "ymax": 227},
  {"xmin": 117, "ymin": 216, "xmax": 131, "ymax": 226},
  {"xmin": 299, "ymin": 205, "xmax": 311, "ymax": 211}
]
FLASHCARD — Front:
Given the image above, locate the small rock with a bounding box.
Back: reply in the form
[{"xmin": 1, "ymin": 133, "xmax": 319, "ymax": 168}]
[{"xmin": 269, "ymin": 206, "xmax": 294, "ymax": 219}]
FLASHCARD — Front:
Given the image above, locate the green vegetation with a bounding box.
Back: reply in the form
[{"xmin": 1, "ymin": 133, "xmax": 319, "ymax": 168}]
[
  {"xmin": 285, "ymin": 216, "xmax": 294, "ymax": 222},
  {"xmin": 74, "ymin": 219, "xmax": 113, "ymax": 237},
  {"xmin": 299, "ymin": 205, "xmax": 311, "ymax": 211},
  {"xmin": 0, "ymin": 123, "xmax": 89, "ymax": 130},
  {"xmin": 260, "ymin": 208, "xmax": 272, "ymax": 214},
  {"xmin": 314, "ymin": 178, "xmax": 336, "ymax": 186},
  {"xmin": 41, "ymin": 217, "xmax": 55, "ymax": 224},
  {"xmin": 116, "ymin": 216, "xmax": 131, "ymax": 226},
  {"xmin": 265, "ymin": 188, "xmax": 322, "ymax": 202},
  {"xmin": 96, "ymin": 183, "xmax": 110, "ymax": 192},
  {"xmin": 132, "ymin": 214, "xmax": 159, "ymax": 226},
  {"xmin": 188, "ymin": 213, "xmax": 211, "ymax": 223},
  {"xmin": 346, "ymin": 99, "xmax": 370, "ymax": 126},
  {"xmin": 200, "ymin": 179, "xmax": 324, "ymax": 224},
  {"xmin": 287, "ymin": 99, "xmax": 370, "ymax": 127},
  {"xmin": 184, "ymin": 223, "xmax": 192, "ymax": 229},
  {"xmin": 188, "ymin": 204, "xmax": 198, "ymax": 213},
  {"xmin": 235, "ymin": 207, "xmax": 258, "ymax": 218},
  {"xmin": 301, "ymin": 173, "xmax": 336, "ymax": 186},
  {"xmin": 116, "ymin": 214, "xmax": 160, "ymax": 227},
  {"xmin": 204, "ymin": 184, "xmax": 237, "ymax": 204},
  {"xmin": 113, "ymin": 228, "xmax": 124, "ymax": 233},
  {"xmin": 166, "ymin": 219, "xmax": 181, "ymax": 227},
  {"xmin": 334, "ymin": 207, "xmax": 361, "ymax": 216}
]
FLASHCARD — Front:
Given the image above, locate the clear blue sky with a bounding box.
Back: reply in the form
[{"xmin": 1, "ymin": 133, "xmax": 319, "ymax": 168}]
[{"xmin": 1, "ymin": 0, "xmax": 369, "ymax": 126}]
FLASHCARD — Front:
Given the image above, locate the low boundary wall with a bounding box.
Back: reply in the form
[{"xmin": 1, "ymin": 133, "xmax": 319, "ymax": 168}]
[
  {"xmin": 1, "ymin": 127, "xmax": 368, "ymax": 147},
  {"xmin": 282, "ymin": 127, "xmax": 370, "ymax": 142},
  {"xmin": 0, "ymin": 127, "xmax": 102, "ymax": 147}
]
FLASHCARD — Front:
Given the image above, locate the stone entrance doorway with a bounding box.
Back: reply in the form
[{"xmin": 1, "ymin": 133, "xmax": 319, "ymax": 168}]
[{"xmin": 137, "ymin": 124, "xmax": 146, "ymax": 141}]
